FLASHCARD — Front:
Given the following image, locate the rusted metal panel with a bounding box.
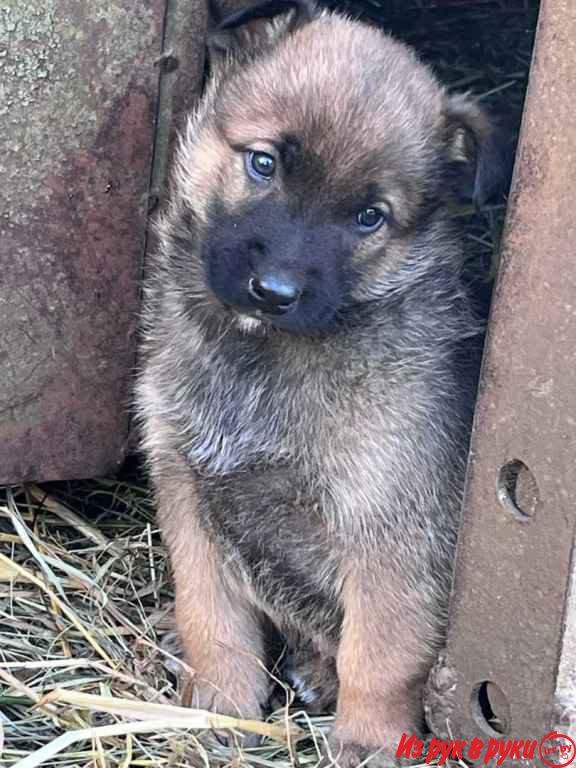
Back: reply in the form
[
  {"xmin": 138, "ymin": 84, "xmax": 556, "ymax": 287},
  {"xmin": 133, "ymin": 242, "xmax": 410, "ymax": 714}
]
[
  {"xmin": 147, "ymin": 0, "xmax": 208, "ymax": 216},
  {"xmin": 128, "ymin": 0, "xmax": 209, "ymax": 450},
  {"xmin": 0, "ymin": 0, "xmax": 206, "ymax": 483},
  {"xmin": 426, "ymin": 0, "xmax": 576, "ymax": 749}
]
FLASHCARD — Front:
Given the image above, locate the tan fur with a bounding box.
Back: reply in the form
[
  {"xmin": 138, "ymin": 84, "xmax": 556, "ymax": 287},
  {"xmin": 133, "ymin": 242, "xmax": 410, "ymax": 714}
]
[
  {"xmin": 175, "ymin": 124, "xmax": 228, "ymax": 224},
  {"xmin": 149, "ymin": 428, "xmax": 268, "ymax": 720},
  {"xmin": 333, "ymin": 563, "xmax": 432, "ymax": 755}
]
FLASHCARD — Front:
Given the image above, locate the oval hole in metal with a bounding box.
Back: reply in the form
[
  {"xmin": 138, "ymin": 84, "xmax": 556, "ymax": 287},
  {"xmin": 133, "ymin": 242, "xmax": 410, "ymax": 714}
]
[
  {"xmin": 497, "ymin": 459, "xmax": 539, "ymax": 521},
  {"xmin": 471, "ymin": 681, "xmax": 511, "ymax": 736}
]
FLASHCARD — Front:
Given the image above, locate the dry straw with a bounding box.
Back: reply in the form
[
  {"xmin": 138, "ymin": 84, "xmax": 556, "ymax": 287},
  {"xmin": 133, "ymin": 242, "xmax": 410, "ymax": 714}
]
[{"xmin": 0, "ymin": 482, "xmax": 316, "ymax": 766}]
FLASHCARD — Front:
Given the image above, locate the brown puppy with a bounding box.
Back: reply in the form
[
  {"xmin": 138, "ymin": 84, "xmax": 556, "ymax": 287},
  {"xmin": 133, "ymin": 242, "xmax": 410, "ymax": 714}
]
[{"xmin": 137, "ymin": 2, "xmax": 497, "ymax": 763}]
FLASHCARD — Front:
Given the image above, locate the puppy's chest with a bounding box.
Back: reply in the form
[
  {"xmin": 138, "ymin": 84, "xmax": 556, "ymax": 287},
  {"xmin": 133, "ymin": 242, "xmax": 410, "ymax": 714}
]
[
  {"xmin": 179, "ymin": 356, "xmax": 334, "ymax": 475},
  {"xmin": 195, "ymin": 465, "xmax": 342, "ymax": 635}
]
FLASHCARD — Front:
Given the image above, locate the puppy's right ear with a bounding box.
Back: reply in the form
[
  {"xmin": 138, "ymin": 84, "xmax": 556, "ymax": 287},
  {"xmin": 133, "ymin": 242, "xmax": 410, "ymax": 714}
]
[
  {"xmin": 443, "ymin": 93, "xmax": 515, "ymax": 207},
  {"xmin": 208, "ymin": 0, "xmax": 317, "ymax": 61}
]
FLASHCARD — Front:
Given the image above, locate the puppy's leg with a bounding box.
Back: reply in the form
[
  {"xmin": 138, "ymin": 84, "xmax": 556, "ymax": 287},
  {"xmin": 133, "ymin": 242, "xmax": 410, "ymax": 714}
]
[
  {"xmin": 153, "ymin": 456, "xmax": 269, "ymax": 720},
  {"xmin": 327, "ymin": 563, "xmax": 436, "ymax": 766}
]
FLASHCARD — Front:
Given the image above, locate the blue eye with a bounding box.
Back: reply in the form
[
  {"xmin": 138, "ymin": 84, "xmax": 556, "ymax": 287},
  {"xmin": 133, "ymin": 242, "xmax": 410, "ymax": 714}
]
[
  {"xmin": 357, "ymin": 206, "xmax": 388, "ymax": 232},
  {"xmin": 246, "ymin": 151, "xmax": 276, "ymax": 181}
]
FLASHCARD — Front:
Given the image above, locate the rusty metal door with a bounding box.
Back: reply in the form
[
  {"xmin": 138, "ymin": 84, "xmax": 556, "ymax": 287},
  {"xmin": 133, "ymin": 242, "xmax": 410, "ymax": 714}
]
[
  {"xmin": 426, "ymin": 0, "xmax": 576, "ymax": 749},
  {"xmin": 0, "ymin": 0, "xmax": 206, "ymax": 483}
]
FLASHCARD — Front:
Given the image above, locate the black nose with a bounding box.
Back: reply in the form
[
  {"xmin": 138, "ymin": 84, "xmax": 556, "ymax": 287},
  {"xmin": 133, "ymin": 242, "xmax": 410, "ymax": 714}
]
[{"xmin": 248, "ymin": 274, "xmax": 300, "ymax": 315}]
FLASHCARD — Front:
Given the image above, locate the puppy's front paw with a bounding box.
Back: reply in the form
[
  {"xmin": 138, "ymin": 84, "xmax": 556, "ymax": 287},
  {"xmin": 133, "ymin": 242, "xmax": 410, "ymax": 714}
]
[
  {"xmin": 183, "ymin": 673, "xmax": 264, "ymax": 716},
  {"xmin": 182, "ymin": 674, "xmax": 266, "ymax": 749}
]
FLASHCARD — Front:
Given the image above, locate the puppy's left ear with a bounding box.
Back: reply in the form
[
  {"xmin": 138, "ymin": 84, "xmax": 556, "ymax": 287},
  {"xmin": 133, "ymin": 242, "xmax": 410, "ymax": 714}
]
[
  {"xmin": 443, "ymin": 93, "xmax": 515, "ymax": 207},
  {"xmin": 209, "ymin": 0, "xmax": 317, "ymax": 60}
]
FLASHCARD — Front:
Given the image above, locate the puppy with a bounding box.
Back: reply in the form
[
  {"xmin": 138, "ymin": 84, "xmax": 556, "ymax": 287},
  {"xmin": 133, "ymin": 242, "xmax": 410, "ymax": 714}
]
[{"xmin": 137, "ymin": 1, "xmax": 499, "ymax": 763}]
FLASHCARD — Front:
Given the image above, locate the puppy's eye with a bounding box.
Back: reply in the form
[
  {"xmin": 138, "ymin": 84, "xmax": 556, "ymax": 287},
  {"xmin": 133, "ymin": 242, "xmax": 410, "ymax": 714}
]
[
  {"xmin": 357, "ymin": 206, "xmax": 388, "ymax": 233},
  {"xmin": 246, "ymin": 151, "xmax": 276, "ymax": 181}
]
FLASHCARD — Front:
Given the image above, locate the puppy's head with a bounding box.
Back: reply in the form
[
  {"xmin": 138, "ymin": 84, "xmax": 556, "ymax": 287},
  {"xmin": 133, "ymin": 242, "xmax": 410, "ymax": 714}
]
[{"xmin": 167, "ymin": 0, "xmax": 502, "ymax": 334}]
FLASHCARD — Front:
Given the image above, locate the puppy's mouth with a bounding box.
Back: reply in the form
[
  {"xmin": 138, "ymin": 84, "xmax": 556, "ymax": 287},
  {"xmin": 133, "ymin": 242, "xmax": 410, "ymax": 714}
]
[
  {"xmin": 229, "ymin": 305, "xmax": 340, "ymax": 336},
  {"xmin": 233, "ymin": 309, "xmax": 269, "ymax": 334},
  {"xmin": 229, "ymin": 305, "xmax": 303, "ymax": 335}
]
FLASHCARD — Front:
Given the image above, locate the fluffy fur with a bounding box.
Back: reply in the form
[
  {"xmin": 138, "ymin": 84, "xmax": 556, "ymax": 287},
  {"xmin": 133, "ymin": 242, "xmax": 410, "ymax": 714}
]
[{"xmin": 137, "ymin": 3, "xmax": 496, "ymax": 763}]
